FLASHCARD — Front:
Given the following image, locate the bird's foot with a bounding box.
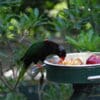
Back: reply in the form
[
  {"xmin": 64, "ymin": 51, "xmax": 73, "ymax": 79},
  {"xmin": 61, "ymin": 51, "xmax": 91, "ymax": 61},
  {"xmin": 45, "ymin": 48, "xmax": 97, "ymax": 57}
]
[{"xmin": 36, "ymin": 63, "xmax": 43, "ymax": 68}]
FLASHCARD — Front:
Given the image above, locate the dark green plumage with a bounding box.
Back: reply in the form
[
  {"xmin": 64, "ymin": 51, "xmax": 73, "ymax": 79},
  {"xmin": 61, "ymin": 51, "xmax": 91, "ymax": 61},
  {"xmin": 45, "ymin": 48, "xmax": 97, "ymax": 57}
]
[
  {"xmin": 14, "ymin": 40, "xmax": 66, "ymax": 88},
  {"xmin": 21, "ymin": 41, "xmax": 45, "ymax": 68}
]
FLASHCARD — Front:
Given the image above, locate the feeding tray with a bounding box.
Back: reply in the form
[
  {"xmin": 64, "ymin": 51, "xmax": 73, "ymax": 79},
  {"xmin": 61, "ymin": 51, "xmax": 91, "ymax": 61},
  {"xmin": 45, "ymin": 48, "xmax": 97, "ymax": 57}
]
[{"xmin": 44, "ymin": 52, "xmax": 100, "ymax": 83}]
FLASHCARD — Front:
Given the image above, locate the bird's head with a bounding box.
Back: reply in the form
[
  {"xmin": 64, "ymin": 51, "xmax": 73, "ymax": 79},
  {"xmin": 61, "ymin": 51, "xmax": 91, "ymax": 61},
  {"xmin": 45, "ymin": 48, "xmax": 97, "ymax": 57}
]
[
  {"xmin": 45, "ymin": 40, "xmax": 66, "ymax": 59},
  {"xmin": 57, "ymin": 45, "xmax": 66, "ymax": 60}
]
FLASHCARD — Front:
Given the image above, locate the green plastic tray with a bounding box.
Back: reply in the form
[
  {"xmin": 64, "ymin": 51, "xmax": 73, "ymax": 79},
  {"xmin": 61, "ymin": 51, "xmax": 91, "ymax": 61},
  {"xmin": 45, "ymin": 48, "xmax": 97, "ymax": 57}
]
[{"xmin": 44, "ymin": 52, "xmax": 100, "ymax": 83}]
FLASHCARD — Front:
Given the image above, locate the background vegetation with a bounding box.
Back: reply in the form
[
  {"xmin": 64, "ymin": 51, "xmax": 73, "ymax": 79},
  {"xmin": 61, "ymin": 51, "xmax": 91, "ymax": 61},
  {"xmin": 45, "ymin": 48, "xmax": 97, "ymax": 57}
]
[{"xmin": 0, "ymin": 0, "xmax": 100, "ymax": 100}]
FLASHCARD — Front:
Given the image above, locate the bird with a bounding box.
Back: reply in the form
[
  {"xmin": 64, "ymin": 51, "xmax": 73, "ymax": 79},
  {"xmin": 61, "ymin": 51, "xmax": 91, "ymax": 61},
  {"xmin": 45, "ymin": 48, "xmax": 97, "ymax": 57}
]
[{"xmin": 14, "ymin": 40, "xmax": 66, "ymax": 88}]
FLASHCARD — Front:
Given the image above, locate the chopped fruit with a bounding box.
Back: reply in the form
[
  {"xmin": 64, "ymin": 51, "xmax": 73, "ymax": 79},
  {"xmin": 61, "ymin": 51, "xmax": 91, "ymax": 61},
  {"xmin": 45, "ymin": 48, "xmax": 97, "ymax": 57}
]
[
  {"xmin": 58, "ymin": 58, "xmax": 65, "ymax": 64},
  {"xmin": 86, "ymin": 55, "xmax": 100, "ymax": 64},
  {"xmin": 48, "ymin": 53, "xmax": 100, "ymax": 66},
  {"xmin": 72, "ymin": 58, "xmax": 83, "ymax": 65},
  {"xmin": 58, "ymin": 58, "xmax": 83, "ymax": 65}
]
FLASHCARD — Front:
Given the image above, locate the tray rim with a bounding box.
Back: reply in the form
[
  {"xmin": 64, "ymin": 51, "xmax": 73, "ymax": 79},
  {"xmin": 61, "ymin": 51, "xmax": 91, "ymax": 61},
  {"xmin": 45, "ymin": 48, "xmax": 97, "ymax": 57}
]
[{"xmin": 44, "ymin": 52, "xmax": 100, "ymax": 68}]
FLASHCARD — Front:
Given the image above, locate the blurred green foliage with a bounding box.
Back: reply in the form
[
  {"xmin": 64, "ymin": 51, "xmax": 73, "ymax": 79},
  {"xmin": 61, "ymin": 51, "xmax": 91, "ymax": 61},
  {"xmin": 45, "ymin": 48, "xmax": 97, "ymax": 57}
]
[
  {"xmin": 43, "ymin": 83, "xmax": 73, "ymax": 100},
  {"xmin": 66, "ymin": 30, "xmax": 100, "ymax": 51},
  {"xmin": 0, "ymin": 79, "xmax": 27, "ymax": 100},
  {"xmin": 0, "ymin": 0, "xmax": 99, "ymax": 100},
  {"xmin": 51, "ymin": 0, "xmax": 100, "ymax": 51}
]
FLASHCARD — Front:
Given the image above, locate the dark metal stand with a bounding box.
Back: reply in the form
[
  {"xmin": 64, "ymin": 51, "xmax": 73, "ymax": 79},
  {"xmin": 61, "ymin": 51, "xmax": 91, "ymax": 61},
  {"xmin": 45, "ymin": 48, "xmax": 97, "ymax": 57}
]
[{"xmin": 70, "ymin": 84, "xmax": 100, "ymax": 100}]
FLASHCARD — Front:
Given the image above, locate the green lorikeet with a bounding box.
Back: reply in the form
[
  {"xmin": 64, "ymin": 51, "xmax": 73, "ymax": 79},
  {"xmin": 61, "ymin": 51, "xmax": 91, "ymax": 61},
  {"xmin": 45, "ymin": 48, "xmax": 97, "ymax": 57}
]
[{"xmin": 14, "ymin": 40, "xmax": 66, "ymax": 88}]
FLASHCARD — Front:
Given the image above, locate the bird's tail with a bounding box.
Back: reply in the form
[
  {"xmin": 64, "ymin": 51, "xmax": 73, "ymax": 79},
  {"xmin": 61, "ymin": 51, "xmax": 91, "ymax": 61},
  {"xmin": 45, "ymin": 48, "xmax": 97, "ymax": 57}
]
[{"xmin": 14, "ymin": 65, "xmax": 27, "ymax": 89}]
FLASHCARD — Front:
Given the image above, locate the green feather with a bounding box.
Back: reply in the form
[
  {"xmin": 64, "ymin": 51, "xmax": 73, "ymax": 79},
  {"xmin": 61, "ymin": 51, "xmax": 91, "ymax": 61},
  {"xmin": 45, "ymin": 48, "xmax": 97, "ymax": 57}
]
[
  {"xmin": 14, "ymin": 40, "xmax": 65, "ymax": 89},
  {"xmin": 14, "ymin": 66, "xmax": 26, "ymax": 89},
  {"xmin": 14, "ymin": 41, "xmax": 45, "ymax": 89},
  {"xmin": 22, "ymin": 41, "xmax": 45, "ymax": 61}
]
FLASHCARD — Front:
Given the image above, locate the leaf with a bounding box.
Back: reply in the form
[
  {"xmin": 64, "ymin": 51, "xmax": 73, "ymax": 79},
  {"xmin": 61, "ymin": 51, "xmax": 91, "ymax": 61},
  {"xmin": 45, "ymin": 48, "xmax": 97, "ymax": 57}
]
[
  {"xmin": 5, "ymin": 92, "xmax": 27, "ymax": 100},
  {"xmin": 34, "ymin": 8, "xmax": 39, "ymax": 18},
  {"xmin": 0, "ymin": 52, "xmax": 8, "ymax": 58},
  {"xmin": 66, "ymin": 36, "xmax": 79, "ymax": 47}
]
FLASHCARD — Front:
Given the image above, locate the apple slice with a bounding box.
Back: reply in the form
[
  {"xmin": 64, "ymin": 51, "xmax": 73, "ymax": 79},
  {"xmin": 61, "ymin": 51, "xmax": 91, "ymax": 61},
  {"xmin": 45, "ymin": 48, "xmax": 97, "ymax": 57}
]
[{"xmin": 86, "ymin": 54, "xmax": 100, "ymax": 64}]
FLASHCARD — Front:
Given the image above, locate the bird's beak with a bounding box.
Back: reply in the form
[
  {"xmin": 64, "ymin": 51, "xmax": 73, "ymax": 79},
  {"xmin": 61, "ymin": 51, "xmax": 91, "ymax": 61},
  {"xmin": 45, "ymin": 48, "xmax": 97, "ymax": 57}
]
[{"xmin": 60, "ymin": 57, "xmax": 65, "ymax": 60}]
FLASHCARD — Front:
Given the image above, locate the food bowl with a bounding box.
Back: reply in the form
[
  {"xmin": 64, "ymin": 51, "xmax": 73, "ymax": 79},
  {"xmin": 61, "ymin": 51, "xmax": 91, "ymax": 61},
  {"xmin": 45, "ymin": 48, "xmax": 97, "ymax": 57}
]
[{"xmin": 44, "ymin": 52, "xmax": 100, "ymax": 83}]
